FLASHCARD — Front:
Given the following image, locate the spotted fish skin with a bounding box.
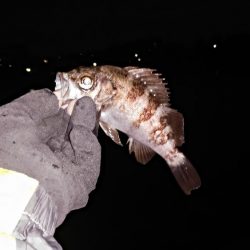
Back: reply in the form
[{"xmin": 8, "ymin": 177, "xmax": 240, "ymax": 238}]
[{"xmin": 54, "ymin": 65, "xmax": 201, "ymax": 195}]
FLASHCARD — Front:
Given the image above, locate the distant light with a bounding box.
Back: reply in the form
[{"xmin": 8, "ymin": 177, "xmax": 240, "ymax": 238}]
[
  {"xmin": 138, "ymin": 58, "xmax": 141, "ymax": 61},
  {"xmin": 43, "ymin": 59, "xmax": 48, "ymax": 63},
  {"xmin": 9, "ymin": 64, "xmax": 12, "ymax": 68},
  {"xmin": 153, "ymin": 42, "xmax": 157, "ymax": 47},
  {"xmin": 93, "ymin": 62, "xmax": 97, "ymax": 66},
  {"xmin": 213, "ymin": 44, "xmax": 217, "ymax": 48},
  {"xmin": 134, "ymin": 53, "xmax": 138, "ymax": 57},
  {"xmin": 26, "ymin": 68, "xmax": 31, "ymax": 72}
]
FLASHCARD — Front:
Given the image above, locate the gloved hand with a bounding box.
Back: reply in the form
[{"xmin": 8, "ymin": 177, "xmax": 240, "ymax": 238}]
[{"xmin": 0, "ymin": 89, "xmax": 101, "ymax": 249}]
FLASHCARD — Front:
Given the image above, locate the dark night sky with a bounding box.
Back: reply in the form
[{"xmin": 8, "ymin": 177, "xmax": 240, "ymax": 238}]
[
  {"xmin": 0, "ymin": 2, "xmax": 250, "ymax": 250},
  {"xmin": 1, "ymin": 2, "xmax": 250, "ymax": 55}
]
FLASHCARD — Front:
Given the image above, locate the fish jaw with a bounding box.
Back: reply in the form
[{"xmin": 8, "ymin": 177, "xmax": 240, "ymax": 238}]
[
  {"xmin": 54, "ymin": 72, "xmax": 85, "ymax": 113},
  {"xmin": 55, "ymin": 72, "xmax": 66, "ymax": 91}
]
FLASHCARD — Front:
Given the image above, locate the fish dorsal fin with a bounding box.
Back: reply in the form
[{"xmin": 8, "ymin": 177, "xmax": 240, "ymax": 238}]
[
  {"xmin": 100, "ymin": 121, "xmax": 123, "ymax": 146},
  {"xmin": 124, "ymin": 67, "xmax": 170, "ymax": 105},
  {"xmin": 127, "ymin": 137, "xmax": 155, "ymax": 165}
]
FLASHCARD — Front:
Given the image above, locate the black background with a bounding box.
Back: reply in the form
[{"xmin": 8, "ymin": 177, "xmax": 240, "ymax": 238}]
[{"xmin": 0, "ymin": 1, "xmax": 249, "ymax": 249}]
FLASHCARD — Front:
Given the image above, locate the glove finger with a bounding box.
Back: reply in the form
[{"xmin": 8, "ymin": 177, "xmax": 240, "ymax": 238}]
[
  {"xmin": 11, "ymin": 89, "xmax": 60, "ymax": 123},
  {"xmin": 69, "ymin": 96, "xmax": 97, "ymax": 132},
  {"xmin": 69, "ymin": 126, "xmax": 101, "ymax": 161},
  {"xmin": 69, "ymin": 126, "xmax": 101, "ymax": 176}
]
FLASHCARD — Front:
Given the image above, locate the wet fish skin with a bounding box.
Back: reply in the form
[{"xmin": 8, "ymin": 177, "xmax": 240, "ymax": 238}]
[{"xmin": 54, "ymin": 65, "xmax": 201, "ymax": 195}]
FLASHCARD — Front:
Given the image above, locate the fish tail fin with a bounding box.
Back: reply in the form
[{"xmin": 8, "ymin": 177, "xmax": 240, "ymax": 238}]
[{"xmin": 165, "ymin": 150, "xmax": 201, "ymax": 195}]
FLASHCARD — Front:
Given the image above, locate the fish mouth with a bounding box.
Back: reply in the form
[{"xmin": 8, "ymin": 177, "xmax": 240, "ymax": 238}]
[
  {"xmin": 55, "ymin": 72, "xmax": 62, "ymax": 89},
  {"xmin": 56, "ymin": 72, "xmax": 68, "ymax": 81},
  {"xmin": 56, "ymin": 72, "xmax": 63, "ymax": 81},
  {"xmin": 55, "ymin": 72, "xmax": 67, "ymax": 90},
  {"xmin": 61, "ymin": 98, "xmax": 75, "ymax": 108},
  {"xmin": 53, "ymin": 87, "xmax": 73, "ymax": 109},
  {"xmin": 54, "ymin": 72, "xmax": 72, "ymax": 109}
]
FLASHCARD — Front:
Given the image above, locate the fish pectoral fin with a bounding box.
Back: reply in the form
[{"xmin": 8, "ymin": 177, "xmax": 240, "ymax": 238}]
[
  {"xmin": 93, "ymin": 110, "xmax": 101, "ymax": 136},
  {"xmin": 127, "ymin": 137, "xmax": 155, "ymax": 165},
  {"xmin": 99, "ymin": 121, "xmax": 123, "ymax": 146}
]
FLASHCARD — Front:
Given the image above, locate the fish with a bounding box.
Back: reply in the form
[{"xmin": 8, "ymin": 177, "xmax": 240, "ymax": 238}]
[{"xmin": 54, "ymin": 65, "xmax": 201, "ymax": 195}]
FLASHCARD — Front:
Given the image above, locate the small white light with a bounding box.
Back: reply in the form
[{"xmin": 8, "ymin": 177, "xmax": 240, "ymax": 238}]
[
  {"xmin": 43, "ymin": 59, "xmax": 48, "ymax": 63},
  {"xmin": 213, "ymin": 44, "xmax": 217, "ymax": 48},
  {"xmin": 26, "ymin": 68, "xmax": 31, "ymax": 72},
  {"xmin": 153, "ymin": 94, "xmax": 156, "ymax": 97},
  {"xmin": 138, "ymin": 58, "xmax": 141, "ymax": 61},
  {"xmin": 134, "ymin": 53, "xmax": 138, "ymax": 57},
  {"xmin": 93, "ymin": 62, "xmax": 97, "ymax": 66},
  {"xmin": 150, "ymin": 89, "xmax": 153, "ymax": 92},
  {"xmin": 9, "ymin": 64, "xmax": 12, "ymax": 68}
]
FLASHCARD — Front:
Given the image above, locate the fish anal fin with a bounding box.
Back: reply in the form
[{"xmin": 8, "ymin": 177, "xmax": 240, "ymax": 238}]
[
  {"xmin": 100, "ymin": 121, "xmax": 123, "ymax": 146},
  {"xmin": 127, "ymin": 137, "xmax": 155, "ymax": 164}
]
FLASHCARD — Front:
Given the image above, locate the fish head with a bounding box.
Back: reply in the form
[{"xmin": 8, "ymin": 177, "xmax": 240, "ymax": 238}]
[{"xmin": 54, "ymin": 66, "xmax": 117, "ymax": 113}]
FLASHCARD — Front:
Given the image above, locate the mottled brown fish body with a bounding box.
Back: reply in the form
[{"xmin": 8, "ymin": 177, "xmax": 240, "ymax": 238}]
[{"xmin": 54, "ymin": 65, "xmax": 201, "ymax": 195}]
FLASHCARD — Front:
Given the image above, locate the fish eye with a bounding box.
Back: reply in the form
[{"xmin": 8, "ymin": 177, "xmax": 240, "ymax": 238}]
[{"xmin": 79, "ymin": 76, "xmax": 93, "ymax": 90}]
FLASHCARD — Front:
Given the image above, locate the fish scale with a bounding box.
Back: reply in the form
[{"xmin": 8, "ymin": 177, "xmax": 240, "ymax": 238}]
[{"xmin": 54, "ymin": 65, "xmax": 201, "ymax": 195}]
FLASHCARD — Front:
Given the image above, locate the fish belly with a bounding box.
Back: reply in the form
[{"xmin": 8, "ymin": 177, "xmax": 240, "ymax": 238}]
[{"xmin": 100, "ymin": 99, "xmax": 170, "ymax": 156}]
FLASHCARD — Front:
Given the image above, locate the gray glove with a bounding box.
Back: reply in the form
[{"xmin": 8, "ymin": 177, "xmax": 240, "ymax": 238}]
[{"xmin": 0, "ymin": 89, "xmax": 101, "ymax": 249}]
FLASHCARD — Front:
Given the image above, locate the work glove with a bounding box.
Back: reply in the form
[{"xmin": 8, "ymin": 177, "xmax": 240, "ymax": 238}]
[{"xmin": 0, "ymin": 89, "xmax": 101, "ymax": 249}]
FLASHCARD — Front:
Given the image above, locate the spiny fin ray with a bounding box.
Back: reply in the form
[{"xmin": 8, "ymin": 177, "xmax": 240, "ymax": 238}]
[
  {"xmin": 125, "ymin": 67, "xmax": 170, "ymax": 106},
  {"xmin": 100, "ymin": 121, "xmax": 123, "ymax": 146}
]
